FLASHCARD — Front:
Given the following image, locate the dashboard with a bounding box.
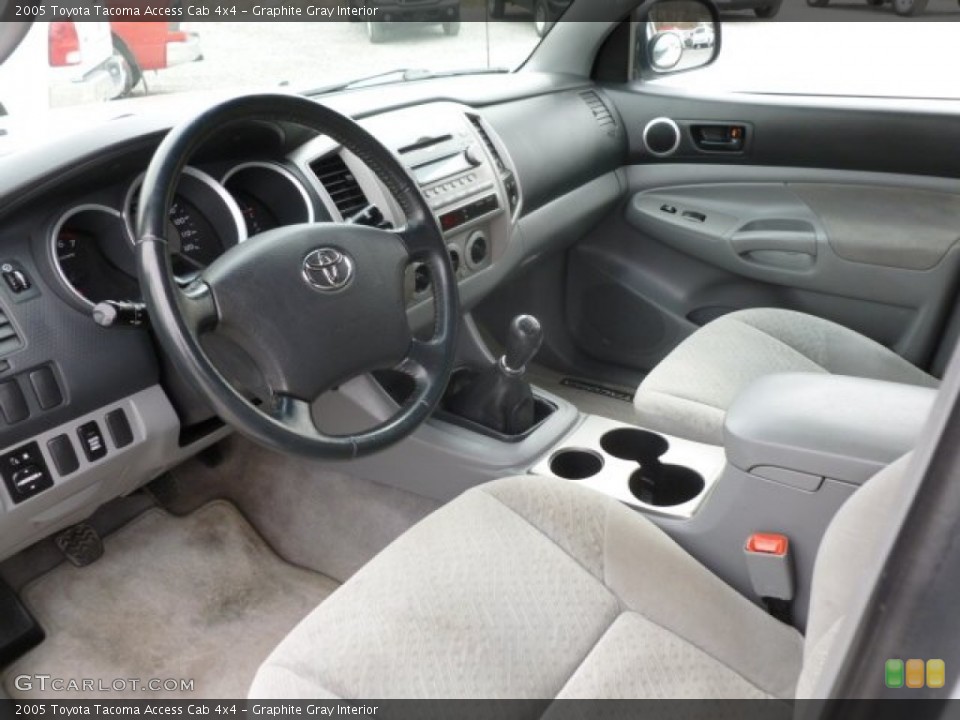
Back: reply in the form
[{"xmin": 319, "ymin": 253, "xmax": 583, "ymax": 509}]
[
  {"xmin": 0, "ymin": 76, "xmax": 626, "ymax": 561},
  {"xmin": 45, "ymin": 104, "xmax": 514, "ymax": 314}
]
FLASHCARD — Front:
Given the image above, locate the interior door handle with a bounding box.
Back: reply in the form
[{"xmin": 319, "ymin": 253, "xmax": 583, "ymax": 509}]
[{"xmin": 730, "ymin": 229, "xmax": 817, "ymax": 256}]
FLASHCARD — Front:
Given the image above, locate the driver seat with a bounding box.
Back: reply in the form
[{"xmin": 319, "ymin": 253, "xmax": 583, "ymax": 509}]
[{"xmin": 250, "ymin": 455, "xmax": 909, "ymax": 699}]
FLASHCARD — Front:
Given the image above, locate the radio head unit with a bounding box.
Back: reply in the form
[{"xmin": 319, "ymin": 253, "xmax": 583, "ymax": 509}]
[{"xmin": 398, "ymin": 127, "xmax": 499, "ymax": 224}]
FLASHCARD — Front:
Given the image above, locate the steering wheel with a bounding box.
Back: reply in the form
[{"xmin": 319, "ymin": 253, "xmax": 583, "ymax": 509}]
[{"xmin": 135, "ymin": 94, "xmax": 459, "ymax": 460}]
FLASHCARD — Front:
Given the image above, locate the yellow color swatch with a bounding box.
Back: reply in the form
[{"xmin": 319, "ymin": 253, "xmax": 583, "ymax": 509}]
[
  {"xmin": 926, "ymin": 659, "xmax": 945, "ymax": 689},
  {"xmin": 906, "ymin": 659, "xmax": 925, "ymax": 688}
]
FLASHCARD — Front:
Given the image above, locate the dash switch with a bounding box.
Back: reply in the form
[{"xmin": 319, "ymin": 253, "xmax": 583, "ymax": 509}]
[
  {"xmin": 47, "ymin": 434, "xmax": 79, "ymax": 476},
  {"xmin": 29, "ymin": 366, "xmax": 63, "ymax": 410},
  {"xmin": 77, "ymin": 421, "xmax": 107, "ymax": 462},
  {"xmin": 0, "ymin": 381, "xmax": 29, "ymax": 424},
  {"xmin": 105, "ymin": 408, "xmax": 134, "ymax": 449}
]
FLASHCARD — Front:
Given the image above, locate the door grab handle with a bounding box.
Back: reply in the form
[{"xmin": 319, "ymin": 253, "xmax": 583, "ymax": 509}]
[{"xmin": 730, "ymin": 229, "xmax": 817, "ymax": 256}]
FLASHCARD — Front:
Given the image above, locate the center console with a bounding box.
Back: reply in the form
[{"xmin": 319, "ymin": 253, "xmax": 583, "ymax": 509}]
[
  {"xmin": 397, "ymin": 110, "xmax": 519, "ymax": 308},
  {"xmin": 724, "ymin": 372, "xmax": 935, "ymax": 487},
  {"xmin": 296, "ymin": 102, "xmax": 521, "ymax": 324},
  {"xmin": 531, "ymin": 415, "xmax": 724, "ymax": 519}
]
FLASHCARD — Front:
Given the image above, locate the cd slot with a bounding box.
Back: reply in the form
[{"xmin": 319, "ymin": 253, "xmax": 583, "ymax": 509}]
[{"xmin": 398, "ymin": 134, "xmax": 453, "ymax": 155}]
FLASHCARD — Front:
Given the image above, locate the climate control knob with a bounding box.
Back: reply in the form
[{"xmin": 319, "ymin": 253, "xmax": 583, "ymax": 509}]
[{"xmin": 466, "ymin": 232, "xmax": 489, "ymax": 269}]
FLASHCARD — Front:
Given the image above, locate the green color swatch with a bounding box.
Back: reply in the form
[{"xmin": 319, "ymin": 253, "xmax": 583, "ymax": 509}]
[{"xmin": 886, "ymin": 659, "xmax": 905, "ymax": 688}]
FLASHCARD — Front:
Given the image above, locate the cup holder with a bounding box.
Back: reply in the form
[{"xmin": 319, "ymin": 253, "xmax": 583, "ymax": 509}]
[
  {"xmin": 549, "ymin": 449, "xmax": 604, "ymax": 480},
  {"xmin": 601, "ymin": 427, "xmax": 705, "ymax": 507},
  {"xmin": 629, "ymin": 464, "xmax": 705, "ymax": 507},
  {"xmin": 600, "ymin": 428, "xmax": 669, "ymax": 463}
]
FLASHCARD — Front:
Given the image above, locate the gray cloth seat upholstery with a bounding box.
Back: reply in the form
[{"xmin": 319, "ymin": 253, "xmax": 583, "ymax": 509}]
[
  {"xmin": 633, "ymin": 308, "xmax": 939, "ymax": 445},
  {"xmin": 250, "ymin": 455, "xmax": 910, "ymax": 699}
]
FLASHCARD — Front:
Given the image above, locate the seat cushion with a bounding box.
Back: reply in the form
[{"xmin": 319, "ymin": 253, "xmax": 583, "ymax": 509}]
[
  {"xmin": 633, "ymin": 308, "xmax": 938, "ymax": 445},
  {"xmin": 250, "ymin": 476, "xmax": 802, "ymax": 700}
]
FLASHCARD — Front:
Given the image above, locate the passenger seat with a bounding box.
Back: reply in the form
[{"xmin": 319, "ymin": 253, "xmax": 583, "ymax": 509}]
[{"xmin": 633, "ymin": 308, "xmax": 939, "ymax": 445}]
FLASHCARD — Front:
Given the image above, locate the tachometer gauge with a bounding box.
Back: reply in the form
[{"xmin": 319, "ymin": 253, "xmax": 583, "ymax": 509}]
[
  {"xmin": 223, "ymin": 162, "xmax": 313, "ymax": 238},
  {"xmin": 232, "ymin": 188, "xmax": 280, "ymax": 236}
]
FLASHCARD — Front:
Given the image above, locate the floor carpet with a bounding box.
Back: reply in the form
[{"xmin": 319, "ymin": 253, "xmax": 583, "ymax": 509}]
[{"xmin": 4, "ymin": 502, "xmax": 338, "ymax": 699}]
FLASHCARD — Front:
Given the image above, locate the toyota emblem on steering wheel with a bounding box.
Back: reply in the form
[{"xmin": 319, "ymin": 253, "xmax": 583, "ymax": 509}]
[{"xmin": 303, "ymin": 247, "xmax": 354, "ymax": 292}]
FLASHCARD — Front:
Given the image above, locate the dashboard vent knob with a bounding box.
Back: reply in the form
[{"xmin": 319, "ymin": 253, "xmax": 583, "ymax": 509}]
[{"xmin": 643, "ymin": 118, "xmax": 681, "ymax": 157}]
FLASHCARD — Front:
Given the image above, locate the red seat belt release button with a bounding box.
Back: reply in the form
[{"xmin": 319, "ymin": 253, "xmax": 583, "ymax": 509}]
[
  {"xmin": 744, "ymin": 533, "xmax": 794, "ymax": 601},
  {"xmin": 746, "ymin": 532, "xmax": 789, "ymax": 556}
]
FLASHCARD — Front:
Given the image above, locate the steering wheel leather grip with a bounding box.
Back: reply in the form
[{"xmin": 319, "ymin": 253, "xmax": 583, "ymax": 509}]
[{"xmin": 136, "ymin": 94, "xmax": 459, "ymax": 459}]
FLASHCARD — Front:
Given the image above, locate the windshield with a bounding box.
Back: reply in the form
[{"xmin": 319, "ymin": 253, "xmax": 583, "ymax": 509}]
[
  {"xmin": 0, "ymin": 19, "xmax": 544, "ymax": 126},
  {"xmin": 5, "ymin": 16, "xmax": 959, "ymax": 133},
  {"xmin": 147, "ymin": 22, "xmax": 538, "ymax": 95}
]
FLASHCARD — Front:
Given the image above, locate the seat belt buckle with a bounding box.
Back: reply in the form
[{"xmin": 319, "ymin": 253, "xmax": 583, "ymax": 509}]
[{"xmin": 744, "ymin": 533, "xmax": 794, "ymax": 620}]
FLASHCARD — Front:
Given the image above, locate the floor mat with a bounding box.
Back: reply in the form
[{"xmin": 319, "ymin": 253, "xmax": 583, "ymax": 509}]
[{"xmin": 4, "ymin": 502, "xmax": 339, "ymax": 699}]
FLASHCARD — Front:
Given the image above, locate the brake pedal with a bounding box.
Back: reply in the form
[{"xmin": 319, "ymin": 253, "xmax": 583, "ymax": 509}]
[{"xmin": 54, "ymin": 523, "xmax": 104, "ymax": 567}]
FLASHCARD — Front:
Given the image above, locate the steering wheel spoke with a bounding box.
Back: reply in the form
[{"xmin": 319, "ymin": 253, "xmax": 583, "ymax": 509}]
[
  {"xmin": 178, "ymin": 281, "xmax": 219, "ymax": 335},
  {"xmin": 397, "ymin": 217, "xmax": 440, "ymax": 260},
  {"xmin": 397, "ymin": 336, "xmax": 446, "ymax": 383},
  {"xmin": 269, "ymin": 393, "xmax": 320, "ymax": 435}
]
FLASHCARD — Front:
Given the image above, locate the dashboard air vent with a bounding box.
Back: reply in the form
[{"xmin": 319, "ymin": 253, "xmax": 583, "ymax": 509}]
[
  {"xmin": 579, "ymin": 91, "xmax": 616, "ymax": 134},
  {"xmin": 468, "ymin": 115, "xmax": 506, "ymax": 173},
  {"xmin": 310, "ymin": 153, "xmax": 370, "ymax": 220},
  {"xmin": 0, "ymin": 306, "xmax": 22, "ymax": 357}
]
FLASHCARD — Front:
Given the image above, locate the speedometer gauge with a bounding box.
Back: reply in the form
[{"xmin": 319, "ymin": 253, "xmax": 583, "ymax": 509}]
[
  {"xmin": 129, "ymin": 193, "xmax": 224, "ymax": 276},
  {"xmin": 125, "ymin": 166, "xmax": 245, "ymax": 279}
]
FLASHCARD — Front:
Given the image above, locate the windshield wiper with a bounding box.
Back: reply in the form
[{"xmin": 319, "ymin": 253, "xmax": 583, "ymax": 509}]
[{"xmin": 304, "ymin": 67, "xmax": 509, "ymax": 96}]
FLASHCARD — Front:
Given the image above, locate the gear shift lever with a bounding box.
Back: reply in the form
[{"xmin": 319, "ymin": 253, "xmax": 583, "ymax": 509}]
[
  {"xmin": 445, "ymin": 314, "xmax": 543, "ymax": 436},
  {"xmin": 501, "ymin": 315, "xmax": 543, "ymax": 377}
]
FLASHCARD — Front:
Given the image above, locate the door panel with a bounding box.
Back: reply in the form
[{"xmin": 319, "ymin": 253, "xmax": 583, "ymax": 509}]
[{"xmin": 565, "ymin": 88, "xmax": 960, "ymax": 376}]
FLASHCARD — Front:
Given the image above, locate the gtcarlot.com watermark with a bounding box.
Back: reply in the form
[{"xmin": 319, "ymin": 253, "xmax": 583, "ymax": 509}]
[{"xmin": 13, "ymin": 675, "xmax": 195, "ymax": 693}]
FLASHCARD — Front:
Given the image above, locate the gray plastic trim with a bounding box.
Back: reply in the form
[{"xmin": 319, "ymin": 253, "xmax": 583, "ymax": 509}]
[
  {"xmin": 725, "ymin": 373, "xmax": 936, "ymax": 487},
  {"xmin": 620, "ymin": 173, "xmax": 960, "ymax": 366},
  {"xmin": 648, "ymin": 463, "xmax": 860, "ymax": 631},
  {"xmin": 311, "ymin": 373, "xmax": 579, "ymax": 502},
  {"xmin": 0, "ymin": 385, "xmax": 229, "ymax": 562}
]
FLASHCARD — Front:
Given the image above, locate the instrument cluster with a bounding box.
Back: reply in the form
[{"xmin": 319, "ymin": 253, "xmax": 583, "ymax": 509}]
[{"xmin": 50, "ymin": 162, "xmax": 314, "ymax": 309}]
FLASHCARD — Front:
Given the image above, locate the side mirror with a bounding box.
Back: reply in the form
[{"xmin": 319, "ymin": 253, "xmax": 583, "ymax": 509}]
[{"xmin": 633, "ymin": 0, "xmax": 720, "ymax": 78}]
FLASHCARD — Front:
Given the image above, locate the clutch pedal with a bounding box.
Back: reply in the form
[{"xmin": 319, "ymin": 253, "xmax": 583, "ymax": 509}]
[{"xmin": 54, "ymin": 522, "xmax": 104, "ymax": 567}]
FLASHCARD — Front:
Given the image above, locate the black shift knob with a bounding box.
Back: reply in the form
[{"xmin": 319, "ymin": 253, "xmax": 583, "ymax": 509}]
[{"xmin": 502, "ymin": 315, "xmax": 543, "ymax": 375}]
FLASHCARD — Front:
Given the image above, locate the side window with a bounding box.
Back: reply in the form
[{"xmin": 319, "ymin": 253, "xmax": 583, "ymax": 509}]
[{"xmin": 647, "ymin": 22, "xmax": 960, "ymax": 100}]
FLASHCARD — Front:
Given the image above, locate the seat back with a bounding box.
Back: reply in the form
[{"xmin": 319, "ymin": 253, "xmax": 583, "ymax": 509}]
[{"xmin": 795, "ymin": 454, "xmax": 912, "ymax": 697}]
